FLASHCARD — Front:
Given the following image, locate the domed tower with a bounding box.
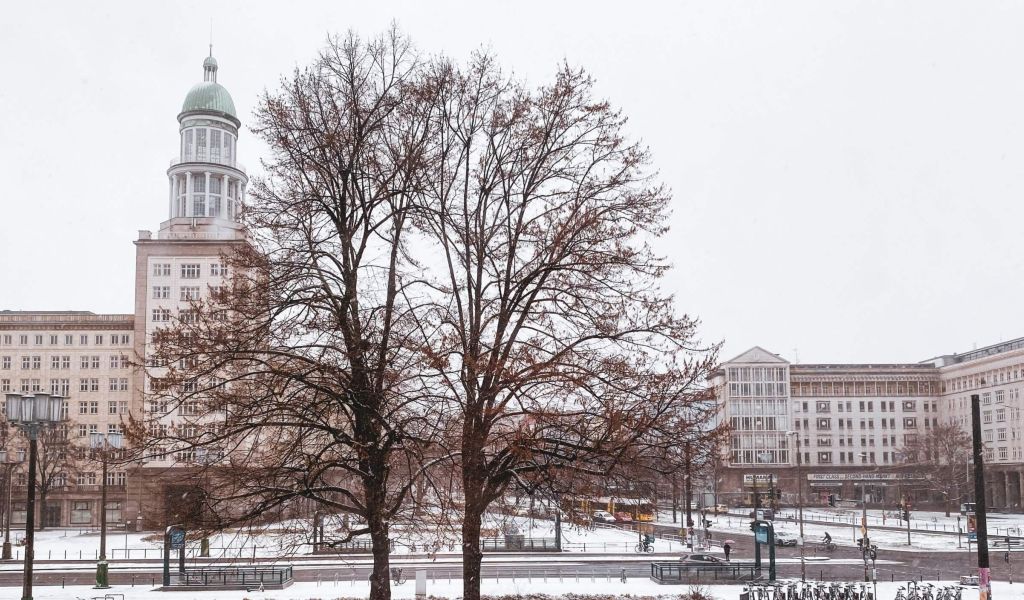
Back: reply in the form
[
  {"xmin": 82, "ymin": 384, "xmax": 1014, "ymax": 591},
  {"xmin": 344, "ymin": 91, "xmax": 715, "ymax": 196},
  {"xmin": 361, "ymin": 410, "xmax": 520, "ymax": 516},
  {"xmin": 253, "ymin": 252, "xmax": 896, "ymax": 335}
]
[{"xmin": 162, "ymin": 52, "xmax": 247, "ymax": 239}]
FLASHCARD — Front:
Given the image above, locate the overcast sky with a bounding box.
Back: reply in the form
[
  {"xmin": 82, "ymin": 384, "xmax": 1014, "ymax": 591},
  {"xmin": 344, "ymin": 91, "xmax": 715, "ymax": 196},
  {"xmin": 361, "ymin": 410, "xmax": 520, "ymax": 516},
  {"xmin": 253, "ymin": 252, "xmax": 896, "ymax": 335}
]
[{"xmin": 1, "ymin": 1, "xmax": 1021, "ymax": 365}]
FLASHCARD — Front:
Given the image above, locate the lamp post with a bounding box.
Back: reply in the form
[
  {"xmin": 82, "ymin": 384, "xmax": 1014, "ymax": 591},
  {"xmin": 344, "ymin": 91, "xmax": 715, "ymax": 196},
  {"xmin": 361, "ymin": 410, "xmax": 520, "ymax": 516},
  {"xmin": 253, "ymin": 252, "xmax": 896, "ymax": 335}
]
[
  {"xmin": 0, "ymin": 450, "xmax": 23, "ymax": 560},
  {"xmin": 786, "ymin": 431, "xmax": 805, "ymax": 582},
  {"xmin": 6, "ymin": 393, "xmax": 65, "ymax": 600},
  {"xmin": 90, "ymin": 431, "xmax": 123, "ymax": 589}
]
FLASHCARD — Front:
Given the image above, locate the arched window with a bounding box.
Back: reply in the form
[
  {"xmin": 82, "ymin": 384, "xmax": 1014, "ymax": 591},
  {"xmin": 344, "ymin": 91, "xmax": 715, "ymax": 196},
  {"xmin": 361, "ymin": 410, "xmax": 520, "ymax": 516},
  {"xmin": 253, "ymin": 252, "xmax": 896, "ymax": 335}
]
[
  {"xmin": 196, "ymin": 129, "xmax": 207, "ymax": 161},
  {"xmin": 192, "ymin": 176, "xmax": 206, "ymax": 216},
  {"xmin": 183, "ymin": 129, "xmax": 194, "ymax": 162},
  {"xmin": 211, "ymin": 130, "xmax": 222, "ymax": 162},
  {"xmin": 209, "ymin": 177, "xmax": 222, "ymax": 217}
]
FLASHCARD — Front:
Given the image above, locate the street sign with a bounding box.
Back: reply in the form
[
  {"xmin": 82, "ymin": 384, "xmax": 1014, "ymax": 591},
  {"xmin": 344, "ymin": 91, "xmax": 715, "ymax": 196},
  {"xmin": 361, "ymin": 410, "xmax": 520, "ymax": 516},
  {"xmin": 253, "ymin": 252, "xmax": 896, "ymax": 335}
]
[{"xmin": 170, "ymin": 529, "xmax": 186, "ymax": 550}]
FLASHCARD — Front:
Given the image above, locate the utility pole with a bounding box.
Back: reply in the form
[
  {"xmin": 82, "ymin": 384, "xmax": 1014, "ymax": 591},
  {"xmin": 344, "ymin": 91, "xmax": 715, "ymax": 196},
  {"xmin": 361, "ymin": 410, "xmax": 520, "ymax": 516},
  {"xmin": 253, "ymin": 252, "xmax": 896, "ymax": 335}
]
[
  {"xmin": 685, "ymin": 442, "xmax": 693, "ymax": 529},
  {"xmin": 752, "ymin": 475, "xmax": 761, "ymax": 572},
  {"xmin": 971, "ymin": 393, "xmax": 992, "ymax": 600}
]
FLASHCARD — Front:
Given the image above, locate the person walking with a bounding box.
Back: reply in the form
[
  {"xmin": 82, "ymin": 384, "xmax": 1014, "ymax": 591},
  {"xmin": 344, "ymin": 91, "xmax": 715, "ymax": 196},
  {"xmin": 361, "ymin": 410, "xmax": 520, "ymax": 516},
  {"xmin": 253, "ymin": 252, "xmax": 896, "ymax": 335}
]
[{"xmin": 723, "ymin": 542, "xmax": 732, "ymax": 561}]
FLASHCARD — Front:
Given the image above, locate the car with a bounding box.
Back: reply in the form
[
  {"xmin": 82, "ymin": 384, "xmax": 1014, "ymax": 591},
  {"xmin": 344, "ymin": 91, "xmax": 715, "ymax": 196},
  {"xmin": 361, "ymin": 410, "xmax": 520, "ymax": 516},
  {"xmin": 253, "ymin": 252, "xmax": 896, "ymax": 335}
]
[
  {"xmin": 775, "ymin": 532, "xmax": 798, "ymax": 546},
  {"xmin": 713, "ymin": 504, "xmax": 729, "ymax": 514},
  {"xmin": 613, "ymin": 511, "xmax": 634, "ymax": 523},
  {"xmin": 592, "ymin": 510, "xmax": 616, "ymax": 524},
  {"xmin": 680, "ymin": 553, "xmax": 724, "ymax": 563}
]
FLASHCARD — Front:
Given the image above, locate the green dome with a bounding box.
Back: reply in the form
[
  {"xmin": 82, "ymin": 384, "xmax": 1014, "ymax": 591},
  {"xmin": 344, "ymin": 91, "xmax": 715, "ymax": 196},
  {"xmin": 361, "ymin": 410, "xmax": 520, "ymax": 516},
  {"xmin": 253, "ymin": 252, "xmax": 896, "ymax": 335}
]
[{"xmin": 181, "ymin": 81, "xmax": 237, "ymax": 122}]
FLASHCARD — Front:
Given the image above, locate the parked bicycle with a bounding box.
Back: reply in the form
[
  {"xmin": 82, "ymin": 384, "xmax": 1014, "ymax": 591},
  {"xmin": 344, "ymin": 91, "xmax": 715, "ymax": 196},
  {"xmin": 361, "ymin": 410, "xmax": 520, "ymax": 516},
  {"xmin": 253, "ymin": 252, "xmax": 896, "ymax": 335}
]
[{"xmin": 390, "ymin": 567, "xmax": 406, "ymax": 585}]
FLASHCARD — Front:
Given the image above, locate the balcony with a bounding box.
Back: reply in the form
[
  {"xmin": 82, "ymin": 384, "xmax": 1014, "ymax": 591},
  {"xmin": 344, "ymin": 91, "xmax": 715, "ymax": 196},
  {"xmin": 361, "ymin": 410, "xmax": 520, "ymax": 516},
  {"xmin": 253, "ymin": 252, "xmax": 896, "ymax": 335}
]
[{"xmin": 169, "ymin": 157, "xmax": 247, "ymax": 175}]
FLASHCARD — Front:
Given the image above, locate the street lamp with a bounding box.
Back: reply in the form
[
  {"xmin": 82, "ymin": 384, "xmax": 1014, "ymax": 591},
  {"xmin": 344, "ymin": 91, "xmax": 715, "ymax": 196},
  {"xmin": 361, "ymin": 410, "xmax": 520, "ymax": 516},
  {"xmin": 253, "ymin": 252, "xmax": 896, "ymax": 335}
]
[
  {"xmin": 785, "ymin": 431, "xmax": 805, "ymax": 582},
  {"xmin": 89, "ymin": 431, "xmax": 123, "ymax": 589},
  {"xmin": 6, "ymin": 392, "xmax": 65, "ymax": 600},
  {"xmin": 0, "ymin": 449, "xmax": 24, "ymax": 560}
]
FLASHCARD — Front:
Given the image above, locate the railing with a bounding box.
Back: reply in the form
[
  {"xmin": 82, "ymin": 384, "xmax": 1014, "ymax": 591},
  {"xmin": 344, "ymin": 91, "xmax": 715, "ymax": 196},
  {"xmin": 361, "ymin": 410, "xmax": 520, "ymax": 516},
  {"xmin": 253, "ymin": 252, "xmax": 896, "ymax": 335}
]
[
  {"xmin": 158, "ymin": 230, "xmax": 244, "ymax": 241},
  {"xmin": 169, "ymin": 157, "xmax": 247, "ymax": 173},
  {"xmin": 650, "ymin": 561, "xmax": 757, "ymax": 583},
  {"xmin": 480, "ymin": 536, "xmax": 559, "ymax": 552},
  {"xmin": 313, "ymin": 540, "xmax": 395, "ymax": 554},
  {"xmin": 170, "ymin": 566, "xmax": 293, "ymax": 588}
]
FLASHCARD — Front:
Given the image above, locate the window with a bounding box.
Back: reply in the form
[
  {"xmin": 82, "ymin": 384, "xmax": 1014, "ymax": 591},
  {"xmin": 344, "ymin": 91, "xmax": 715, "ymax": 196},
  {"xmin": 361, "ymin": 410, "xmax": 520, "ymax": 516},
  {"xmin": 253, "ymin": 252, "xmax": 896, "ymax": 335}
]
[
  {"xmin": 984, "ymin": 411, "xmax": 993, "ymax": 424},
  {"xmin": 49, "ymin": 335, "xmax": 57, "ymax": 345},
  {"xmin": 817, "ymin": 418, "xmax": 831, "ymax": 430},
  {"xmin": 94, "ymin": 335, "xmax": 104, "ymax": 345},
  {"xmin": 211, "ymin": 263, "xmax": 228, "ymax": 277},
  {"xmin": 1, "ymin": 335, "xmax": 9, "ymax": 345},
  {"xmin": 817, "ymin": 452, "xmax": 832, "ymax": 464},
  {"xmin": 998, "ymin": 428, "xmax": 1008, "ymax": 441},
  {"xmin": 34, "ymin": 335, "xmax": 42, "ymax": 345},
  {"xmin": 179, "ymin": 309, "xmax": 197, "ymax": 323},
  {"xmin": 181, "ymin": 264, "xmax": 201, "ymax": 279},
  {"xmin": 180, "ymin": 287, "xmax": 200, "ymax": 301},
  {"xmin": 153, "ymin": 263, "xmax": 171, "ymax": 277},
  {"xmin": 19, "ymin": 335, "xmax": 28, "ymax": 345},
  {"xmin": 50, "ymin": 379, "xmax": 69, "ymax": 396},
  {"xmin": 999, "ymin": 447, "xmax": 1008, "ymax": 461},
  {"xmin": 1, "ymin": 356, "xmax": 9, "ymax": 370},
  {"xmin": 903, "ymin": 417, "xmax": 917, "ymax": 429},
  {"xmin": 816, "ymin": 402, "xmax": 830, "ymax": 413},
  {"xmin": 153, "ymin": 286, "xmax": 170, "ymax": 299},
  {"xmin": 71, "ymin": 501, "xmax": 92, "ymax": 524},
  {"xmin": 997, "ymin": 408, "xmax": 1006, "ymax": 422},
  {"xmin": 0, "ymin": 379, "xmax": 9, "ymax": 392},
  {"xmin": 80, "ymin": 334, "xmax": 88, "ymax": 345},
  {"xmin": 104, "ymin": 501, "xmax": 122, "ymax": 522}
]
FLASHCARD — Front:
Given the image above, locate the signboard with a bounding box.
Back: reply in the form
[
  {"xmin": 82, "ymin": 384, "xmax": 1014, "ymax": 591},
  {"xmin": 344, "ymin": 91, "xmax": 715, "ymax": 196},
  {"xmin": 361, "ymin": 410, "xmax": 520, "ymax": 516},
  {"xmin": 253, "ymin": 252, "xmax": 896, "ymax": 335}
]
[
  {"xmin": 809, "ymin": 483, "xmax": 841, "ymax": 488},
  {"xmin": 807, "ymin": 473, "xmax": 925, "ymax": 482},
  {"xmin": 755, "ymin": 526, "xmax": 769, "ymax": 544},
  {"xmin": 170, "ymin": 528, "xmax": 186, "ymax": 550},
  {"xmin": 743, "ymin": 474, "xmax": 777, "ymax": 484},
  {"xmin": 968, "ymin": 513, "xmax": 978, "ymax": 542}
]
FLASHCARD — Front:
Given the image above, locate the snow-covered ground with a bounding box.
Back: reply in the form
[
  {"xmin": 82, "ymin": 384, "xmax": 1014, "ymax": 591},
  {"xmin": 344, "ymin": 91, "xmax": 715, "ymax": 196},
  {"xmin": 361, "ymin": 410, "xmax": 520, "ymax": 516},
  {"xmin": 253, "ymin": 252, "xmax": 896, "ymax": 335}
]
[{"xmin": 17, "ymin": 578, "xmax": 1024, "ymax": 599}]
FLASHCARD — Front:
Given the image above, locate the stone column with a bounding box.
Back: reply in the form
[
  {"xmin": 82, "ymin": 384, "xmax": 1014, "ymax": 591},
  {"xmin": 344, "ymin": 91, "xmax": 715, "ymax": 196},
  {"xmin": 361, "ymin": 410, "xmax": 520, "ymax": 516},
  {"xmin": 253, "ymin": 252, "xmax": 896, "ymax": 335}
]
[
  {"xmin": 185, "ymin": 172, "xmax": 193, "ymax": 217},
  {"xmin": 221, "ymin": 174, "xmax": 229, "ymax": 218},
  {"xmin": 204, "ymin": 172, "xmax": 211, "ymax": 217},
  {"xmin": 1004, "ymin": 472, "xmax": 1013, "ymax": 509},
  {"xmin": 168, "ymin": 175, "xmax": 175, "ymax": 219}
]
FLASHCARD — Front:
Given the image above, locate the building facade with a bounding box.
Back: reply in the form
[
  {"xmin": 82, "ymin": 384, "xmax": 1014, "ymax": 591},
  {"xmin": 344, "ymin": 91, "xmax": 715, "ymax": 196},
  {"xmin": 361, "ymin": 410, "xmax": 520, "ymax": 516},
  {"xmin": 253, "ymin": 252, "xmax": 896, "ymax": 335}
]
[
  {"xmin": 714, "ymin": 338, "xmax": 1024, "ymax": 510},
  {"xmin": 0, "ymin": 52, "xmax": 248, "ymax": 529}
]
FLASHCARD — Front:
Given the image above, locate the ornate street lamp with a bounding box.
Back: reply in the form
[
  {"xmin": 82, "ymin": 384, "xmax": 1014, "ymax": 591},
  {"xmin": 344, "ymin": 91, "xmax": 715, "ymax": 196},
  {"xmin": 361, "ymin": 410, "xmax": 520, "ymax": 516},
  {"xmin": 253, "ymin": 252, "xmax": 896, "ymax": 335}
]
[
  {"xmin": 0, "ymin": 449, "xmax": 24, "ymax": 560},
  {"xmin": 89, "ymin": 431, "xmax": 123, "ymax": 589},
  {"xmin": 6, "ymin": 392, "xmax": 65, "ymax": 600}
]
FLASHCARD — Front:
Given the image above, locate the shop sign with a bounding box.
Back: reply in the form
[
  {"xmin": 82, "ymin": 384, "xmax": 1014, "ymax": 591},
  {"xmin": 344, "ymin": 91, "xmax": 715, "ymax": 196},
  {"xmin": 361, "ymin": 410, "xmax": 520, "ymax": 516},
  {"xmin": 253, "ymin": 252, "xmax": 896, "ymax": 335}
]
[
  {"xmin": 743, "ymin": 474, "xmax": 778, "ymax": 484},
  {"xmin": 806, "ymin": 473, "xmax": 924, "ymax": 482}
]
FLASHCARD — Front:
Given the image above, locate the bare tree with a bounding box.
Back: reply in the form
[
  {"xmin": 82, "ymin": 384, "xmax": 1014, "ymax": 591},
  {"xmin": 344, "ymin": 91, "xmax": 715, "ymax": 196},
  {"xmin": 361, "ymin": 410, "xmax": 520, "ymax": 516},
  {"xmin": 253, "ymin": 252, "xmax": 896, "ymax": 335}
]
[
  {"xmin": 419, "ymin": 55, "xmax": 720, "ymax": 600},
  {"xmin": 34, "ymin": 425, "xmax": 76, "ymax": 530},
  {"xmin": 900, "ymin": 421, "xmax": 972, "ymax": 516},
  {"xmin": 130, "ymin": 29, "xmax": 446, "ymax": 600}
]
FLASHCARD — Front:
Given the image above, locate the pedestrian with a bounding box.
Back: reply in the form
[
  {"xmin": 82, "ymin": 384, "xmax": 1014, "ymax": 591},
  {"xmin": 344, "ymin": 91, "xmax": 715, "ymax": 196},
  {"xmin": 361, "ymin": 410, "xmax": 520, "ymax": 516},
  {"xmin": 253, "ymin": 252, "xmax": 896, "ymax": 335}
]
[{"xmin": 724, "ymin": 542, "xmax": 731, "ymax": 561}]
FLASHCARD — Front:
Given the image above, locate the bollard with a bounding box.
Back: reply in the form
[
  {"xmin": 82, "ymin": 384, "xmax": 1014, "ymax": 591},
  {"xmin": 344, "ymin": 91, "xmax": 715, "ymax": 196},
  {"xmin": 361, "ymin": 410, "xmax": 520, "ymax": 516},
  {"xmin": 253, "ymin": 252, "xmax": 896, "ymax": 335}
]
[
  {"xmin": 132, "ymin": 575, "xmax": 136, "ymax": 587},
  {"xmin": 62, "ymin": 576, "xmax": 65, "ymax": 588}
]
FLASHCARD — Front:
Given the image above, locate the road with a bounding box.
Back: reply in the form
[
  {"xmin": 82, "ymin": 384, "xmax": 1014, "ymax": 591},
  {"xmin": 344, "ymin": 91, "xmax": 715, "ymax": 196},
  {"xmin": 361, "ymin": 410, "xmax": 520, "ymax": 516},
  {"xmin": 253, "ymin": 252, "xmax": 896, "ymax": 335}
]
[{"xmin": 1, "ymin": 543, "xmax": 1020, "ymax": 591}]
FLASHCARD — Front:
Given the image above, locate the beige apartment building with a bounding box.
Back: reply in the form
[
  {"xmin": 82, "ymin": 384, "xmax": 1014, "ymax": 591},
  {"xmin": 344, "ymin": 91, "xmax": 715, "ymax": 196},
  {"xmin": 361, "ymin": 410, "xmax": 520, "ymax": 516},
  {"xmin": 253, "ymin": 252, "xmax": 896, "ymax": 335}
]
[
  {"xmin": 0, "ymin": 52, "xmax": 248, "ymax": 529},
  {"xmin": 0, "ymin": 311, "xmax": 134, "ymax": 528},
  {"xmin": 714, "ymin": 338, "xmax": 1024, "ymax": 510}
]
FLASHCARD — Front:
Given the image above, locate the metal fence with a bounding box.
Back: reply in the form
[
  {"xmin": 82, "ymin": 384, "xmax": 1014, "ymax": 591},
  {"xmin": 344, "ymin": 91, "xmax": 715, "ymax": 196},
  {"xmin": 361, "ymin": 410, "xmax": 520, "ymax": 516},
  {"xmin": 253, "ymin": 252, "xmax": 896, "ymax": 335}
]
[
  {"xmin": 650, "ymin": 561, "xmax": 758, "ymax": 584},
  {"xmin": 480, "ymin": 537, "xmax": 559, "ymax": 552},
  {"xmin": 170, "ymin": 566, "xmax": 294, "ymax": 588}
]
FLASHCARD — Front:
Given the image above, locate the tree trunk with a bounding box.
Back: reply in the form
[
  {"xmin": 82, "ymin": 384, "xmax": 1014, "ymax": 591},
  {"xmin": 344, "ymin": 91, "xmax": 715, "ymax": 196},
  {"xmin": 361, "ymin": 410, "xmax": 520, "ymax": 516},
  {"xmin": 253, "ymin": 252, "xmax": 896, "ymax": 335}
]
[
  {"xmin": 38, "ymin": 487, "xmax": 46, "ymax": 531},
  {"xmin": 462, "ymin": 500, "xmax": 484, "ymax": 600},
  {"xmin": 367, "ymin": 514, "xmax": 391, "ymax": 600}
]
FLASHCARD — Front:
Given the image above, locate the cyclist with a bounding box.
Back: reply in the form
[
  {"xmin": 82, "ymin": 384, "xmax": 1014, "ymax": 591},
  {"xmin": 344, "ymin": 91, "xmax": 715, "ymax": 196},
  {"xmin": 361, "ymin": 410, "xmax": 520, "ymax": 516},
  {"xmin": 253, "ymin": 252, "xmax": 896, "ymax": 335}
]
[{"xmin": 822, "ymin": 531, "xmax": 832, "ymax": 546}]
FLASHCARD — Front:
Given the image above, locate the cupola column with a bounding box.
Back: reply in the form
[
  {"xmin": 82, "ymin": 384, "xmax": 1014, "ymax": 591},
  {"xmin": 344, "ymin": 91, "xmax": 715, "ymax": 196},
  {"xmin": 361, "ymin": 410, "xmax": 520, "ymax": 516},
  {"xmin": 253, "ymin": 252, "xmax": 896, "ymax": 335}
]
[
  {"xmin": 204, "ymin": 172, "xmax": 212, "ymax": 218},
  {"xmin": 168, "ymin": 175, "xmax": 175, "ymax": 219},
  {"xmin": 185, "ymin": 172, "xmax": 193, "ymax": 217}
]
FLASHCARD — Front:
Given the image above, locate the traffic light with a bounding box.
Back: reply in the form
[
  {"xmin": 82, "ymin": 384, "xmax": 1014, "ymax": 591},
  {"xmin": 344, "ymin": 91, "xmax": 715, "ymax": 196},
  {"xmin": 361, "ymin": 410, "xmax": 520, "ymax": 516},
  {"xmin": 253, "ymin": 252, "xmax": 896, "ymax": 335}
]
[
  {"xmin": 750, "ymin": 520, "xmax": 758, "ymax": 532},
  {"xmin": 828, "ymin": 494, "xmax": 836, "ymax": 507}
]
